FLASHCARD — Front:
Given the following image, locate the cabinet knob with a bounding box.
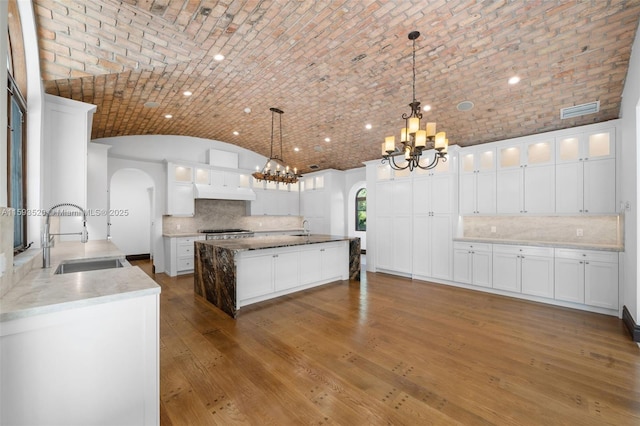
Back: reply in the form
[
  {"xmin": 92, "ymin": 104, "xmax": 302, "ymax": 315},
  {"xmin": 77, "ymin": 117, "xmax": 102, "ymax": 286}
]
[{"xmin": 585, "ymin": 261, "xmax": 589, "ymax": 265}]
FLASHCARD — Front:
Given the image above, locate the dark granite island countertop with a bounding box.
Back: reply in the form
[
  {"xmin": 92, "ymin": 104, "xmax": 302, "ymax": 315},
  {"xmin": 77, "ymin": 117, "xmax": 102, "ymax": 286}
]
[{"xmin": 194, "ymin": 235, "xmax": 360, "ymax": 318}]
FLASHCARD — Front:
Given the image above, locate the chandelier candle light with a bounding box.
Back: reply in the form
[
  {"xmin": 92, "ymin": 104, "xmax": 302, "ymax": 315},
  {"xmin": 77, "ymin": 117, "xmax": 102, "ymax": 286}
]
[
  {"xmin": 382, "ymin": 31, "xmax": 448, "ymax": 171},
  {"xmin": 252, "ymin": 107, "xmax": 299, "ymax": 184}
]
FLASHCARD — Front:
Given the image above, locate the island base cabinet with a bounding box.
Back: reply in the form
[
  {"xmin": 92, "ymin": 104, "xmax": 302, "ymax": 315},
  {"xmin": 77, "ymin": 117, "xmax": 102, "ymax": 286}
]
[
  {"xmin": 236, "ymin": 242, "xmax": 349, "ymax": 308},
  {"xmin": 1, "ymin": 295, "xmax": 159, "ymax": 426}
]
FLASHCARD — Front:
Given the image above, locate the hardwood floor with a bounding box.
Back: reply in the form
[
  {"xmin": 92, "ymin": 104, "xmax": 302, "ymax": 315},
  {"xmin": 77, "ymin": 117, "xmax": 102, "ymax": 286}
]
[{"xmin": 131, "ymin": 260, "xmax": 640, "ymax": 425}]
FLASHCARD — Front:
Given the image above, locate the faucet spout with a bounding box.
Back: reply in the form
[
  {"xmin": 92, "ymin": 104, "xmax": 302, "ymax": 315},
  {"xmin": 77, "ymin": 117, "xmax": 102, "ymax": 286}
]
[
  {"xmin": 43, "ymin": 203, "xmax": 89, "ymax": 268},
  {"xmin": 302, "ymin": 219, "xmax": 310, "ymax": 236}
]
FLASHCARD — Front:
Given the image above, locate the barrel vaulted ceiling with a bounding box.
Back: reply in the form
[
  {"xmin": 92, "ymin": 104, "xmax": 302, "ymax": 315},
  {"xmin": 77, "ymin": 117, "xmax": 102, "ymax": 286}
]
[{"xmin": 32, "ymin": 0, "xmax": 640, "ymax": 173}]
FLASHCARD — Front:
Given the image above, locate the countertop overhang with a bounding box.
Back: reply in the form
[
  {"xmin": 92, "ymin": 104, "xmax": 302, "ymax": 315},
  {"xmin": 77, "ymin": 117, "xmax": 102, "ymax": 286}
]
[
  {"xmin": 196, "ymin": 234, "xmax": 354, "ymax": 252},
  {"xmin": 453, "ymin": 237, "xmax": 623, "ymax": 252},
  {"xmin": 1, "ymin": 241, "xmax": 160, "ymax": 322}
]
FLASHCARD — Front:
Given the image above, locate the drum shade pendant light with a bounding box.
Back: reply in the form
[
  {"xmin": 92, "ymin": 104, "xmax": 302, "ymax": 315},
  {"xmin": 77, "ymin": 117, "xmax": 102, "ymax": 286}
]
[
  {"xmin": 252, "ymin": 107, "xmax": 299, "ymax": 184},
  {"xmin": 381, "ymin": 31, "xmax": 448, "ymax": 171}
]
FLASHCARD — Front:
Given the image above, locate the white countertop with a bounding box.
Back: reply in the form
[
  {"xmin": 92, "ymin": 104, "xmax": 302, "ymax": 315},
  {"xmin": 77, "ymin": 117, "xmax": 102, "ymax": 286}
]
[{"xmin": 1, "ymin": 241, "xmax": 160, "ymax": 322}]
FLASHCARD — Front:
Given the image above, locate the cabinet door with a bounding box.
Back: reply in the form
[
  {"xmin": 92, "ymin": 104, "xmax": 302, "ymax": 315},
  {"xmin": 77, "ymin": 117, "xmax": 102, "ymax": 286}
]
[
  {"xmin": 496, "ymin": 169, "xmax": 522, "ymax": 213},
  {"xmin": 555, "ymin": 162, "xmax": 583, "ymax": 213},
  {"xmin": 412, "ymin": 178, "xmax": 430, "ymax": 216},
  {"xmin": 321, "ymin": 243, "xmax": 347, "ymax": 281},
  {"xmin": 300, "ymin": 249, "xmax": 322, "ymax": 285},
  {"xmin": 393, "ymin": 216, "xmax": 413, "ymax": 273},
  {"xmin": 453, "ymin": 248, "xmax": 472, "ymax": 284},
  {"xmin": 169, "ymin": 183, "xmax": 194, "ymax": 216},
  {"xmin": 376, "ymin": 218, "xmax": 394, "ymax": 271},
  {"xmin": 431, "ymin": 173, "xmax": 453, "ymax": 214},
  {"xmin": 554, "ymin": 258, "xmax": 584, "ymax": 303},
  {"xmin": 459, "ymin": 173, "xmax": 477, "ymax": 214},
  {"xmin": 412, "ymin": 215, "xmax": 431, "ymax": 277},
  {"xmin": 524, "ymin": 165, "xmax": 555, "ymax": 213},
  {"xmin": 274, "ymin": 251, "xmax": 300, "ymax": 291},
  {"xmin": 472, "ymin": 251, "xmax": 492, "ymax": 288},
  {"xmin": 492, "ymin": 251, "xmax": 520, "ymax": 292},
  {"xmin": 520, "ymin": 255, "xmax": 554, "ymax": 298},
  {"xmin": 476, "ymin": 172, "xmax": 496, "ymax": 214},
  {"xmin": 584, "ymin": 260, "xmax": 618, "ymax": 309},
  {"xmin": 237, "ymin": 254, "xmax": 274, "ymax": 300},
  {"xmin": 583, "ymin": 158, "xmax": 615, "ymax": 214},
  {"xmin": 430, "ymin": 214, "xmax": 452, "ymax": 280}
]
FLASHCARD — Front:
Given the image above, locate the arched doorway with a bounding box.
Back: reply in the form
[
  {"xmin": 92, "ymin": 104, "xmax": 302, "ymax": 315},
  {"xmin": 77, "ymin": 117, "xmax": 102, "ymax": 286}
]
[
  {"xmin": 347, "ymin": 181, "xmax": 367, "ymax": 251},
  {"xmin": 109, "ymin": 169, "xmax": 155, "ymax": 257}
]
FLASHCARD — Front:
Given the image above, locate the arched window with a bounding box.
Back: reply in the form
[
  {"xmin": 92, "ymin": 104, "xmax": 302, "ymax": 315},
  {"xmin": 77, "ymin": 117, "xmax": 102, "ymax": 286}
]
[{"xmin": 355, "ymin": 188, "xmax": 366, "ymax": 231}]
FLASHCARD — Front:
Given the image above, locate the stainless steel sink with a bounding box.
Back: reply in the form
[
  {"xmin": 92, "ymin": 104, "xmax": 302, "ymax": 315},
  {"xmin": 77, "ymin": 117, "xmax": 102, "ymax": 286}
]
[{"xmin": 54, "ymin": 258, "xmax": 128, "ymax": 274}]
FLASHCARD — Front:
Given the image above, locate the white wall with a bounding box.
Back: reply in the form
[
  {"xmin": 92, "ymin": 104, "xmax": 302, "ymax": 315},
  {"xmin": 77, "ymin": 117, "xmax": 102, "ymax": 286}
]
[
  {"xmin": 109, "ymin": 169, "xmax": 154, "ymax": 255},
  {"xmin": 0, "ymin": 1, "xmax": 8, "ymax": 208},
  {"xmin": 106, "ymin": 157, "xmax": 165, "ymax": 270},
  {"xmin": 619, "ymin": 21, "xmax": 640, "ymax": 324}
]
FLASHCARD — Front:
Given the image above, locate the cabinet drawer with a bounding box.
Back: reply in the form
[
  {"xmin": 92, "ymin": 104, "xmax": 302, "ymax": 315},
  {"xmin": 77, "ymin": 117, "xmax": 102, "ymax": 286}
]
[
  {"xmin": 177, "ymin": 244, "xmax": 194, "ymax": 257},
  {"xmin": 454, "ymin": 242, "xmax": 492, "ymax": 252},
  {"xmin": 177, "ymin": 257, "xmax": 194, "ymax": 271},
  {"xmin": 554, "ymin": 248, "xmax": 618, "ymax": 263},
  {"xmin": 492, "ymin": 245, "xmax": 553, "ymax": 257}
]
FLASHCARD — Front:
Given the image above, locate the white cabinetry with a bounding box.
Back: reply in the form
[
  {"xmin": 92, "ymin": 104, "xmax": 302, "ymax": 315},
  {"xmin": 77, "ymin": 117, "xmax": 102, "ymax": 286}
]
[
  {"xmin": 554, "ymin": 248, "xmax": 618, "ymax": 309},
  {"xmin": 164, "ymin": 235, "xmax": 205, "ymax": 276},
  {"xmin": 1, "ymin": 293, "xmax": 159, "ymax": 426},
  {"xmin": 492, "ymin": 245, "xmax": 554, "ymax": 297},
  {"xmin": 166, "ymin": 162, "xmax": 195, "ymax": 216},
  {"xmin": 376, "ymin": 172, "xmax": 412, "ymax": 275},
  {"xmin": 555, "ymin": 128, "xmax": 616, "ymax": 214},
  {"xmin": 236, "ymin": 241, "xmax": 349, "ymax": 307},
  {"xmin": 459, "ymin": 147, "xmax": 496, "ymax": 214},
  {"xmin": 496, "ymin": 139, "xmax": 555, "ymax": 214},
  {"xmin": 453, "ymin": 242, "xmax": 492, "ymax": 287},
  {"xmin": 412, "ymin": 159, "xmax": 454, "ymax": 280}
]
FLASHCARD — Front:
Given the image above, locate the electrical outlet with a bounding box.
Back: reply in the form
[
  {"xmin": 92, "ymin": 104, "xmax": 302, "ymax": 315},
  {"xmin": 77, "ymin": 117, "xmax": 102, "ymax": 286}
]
[
  {"xmin": 491, "ymin": 226, "xmax": 497, "ymax": 233},
  {"xmin": 176, "ymin": 224, "xmax": 181, "ymax": 230},
  {"xmin": 576, "ymin": 228, "xmax": 583, "ymax": 237}
]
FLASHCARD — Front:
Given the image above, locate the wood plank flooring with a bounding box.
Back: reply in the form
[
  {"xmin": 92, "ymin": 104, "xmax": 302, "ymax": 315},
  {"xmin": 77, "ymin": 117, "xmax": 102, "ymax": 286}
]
[{"xmin": 131, "ymin": 260, "xmax": 640, "ymax": 425}]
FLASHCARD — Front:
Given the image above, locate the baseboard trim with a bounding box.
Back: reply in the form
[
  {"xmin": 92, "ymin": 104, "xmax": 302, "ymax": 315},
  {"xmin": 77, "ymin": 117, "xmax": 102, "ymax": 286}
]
[
  {"xmin": 126, "ymin": 253, "xmax": 151, "ymax": 261},
  {"xmin": 622, "ymin": 305, "xmax": 640, "ymax": 342}
]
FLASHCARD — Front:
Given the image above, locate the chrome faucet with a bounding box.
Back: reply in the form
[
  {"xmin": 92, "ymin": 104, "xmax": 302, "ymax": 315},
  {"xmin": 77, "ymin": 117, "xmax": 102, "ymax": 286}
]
[
  {"xmin": 302, "ymin": 219, "xmax": 310, "ymax": 236},
  {"xmin": 43, "ymin": 203, "xmax": 88, "ymax": 268}
]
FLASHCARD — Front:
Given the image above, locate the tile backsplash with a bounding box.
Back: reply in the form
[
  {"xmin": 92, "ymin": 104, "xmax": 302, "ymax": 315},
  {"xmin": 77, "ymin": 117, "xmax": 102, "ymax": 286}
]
[
  {"xmin": 162, "ymin": 199, "xmax": 303, "ymax": 234},
  {"xmin": 461, "ymin": 214, "xmax": 622, "ymax": 247}
]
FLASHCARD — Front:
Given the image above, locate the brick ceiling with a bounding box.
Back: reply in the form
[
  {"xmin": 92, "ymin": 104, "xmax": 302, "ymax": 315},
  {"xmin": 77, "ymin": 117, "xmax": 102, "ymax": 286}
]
[{"xmin": 33, "ymin": 0, "xmax": 640, "ymax": 173}]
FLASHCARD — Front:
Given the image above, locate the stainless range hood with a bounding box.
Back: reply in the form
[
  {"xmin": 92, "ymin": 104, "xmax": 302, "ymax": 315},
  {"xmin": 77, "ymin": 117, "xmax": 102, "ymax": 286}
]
[{"xmin": 194, "ymin": 184, "xmax": 256, "ymax": 201}]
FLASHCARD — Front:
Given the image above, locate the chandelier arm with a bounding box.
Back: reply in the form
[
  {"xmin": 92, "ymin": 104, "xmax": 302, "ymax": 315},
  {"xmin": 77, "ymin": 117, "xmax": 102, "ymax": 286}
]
[{"xmin": 388, "ymin": 154, "xmax": 409, "ymax": 171}]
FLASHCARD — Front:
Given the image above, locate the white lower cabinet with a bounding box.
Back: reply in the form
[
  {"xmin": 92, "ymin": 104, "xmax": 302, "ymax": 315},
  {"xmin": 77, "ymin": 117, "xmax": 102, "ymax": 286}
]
[
  {"xmin": 236, "ymin": 241, "xmax": 349, "ymax": 307},
  {"xmin": 453, "ymin": 242, "xmax": 492, "ymax": 287},
  {"xmin": 554, "ymin": 248, "xmax": 618, "ymax": 309},
  {"xmin": 492, "ymin": 245, "xmax": 554, "ymax": 298},
  {"xmin": 164, "ymin": 235, "xmax": 205, "ymax": 276}
]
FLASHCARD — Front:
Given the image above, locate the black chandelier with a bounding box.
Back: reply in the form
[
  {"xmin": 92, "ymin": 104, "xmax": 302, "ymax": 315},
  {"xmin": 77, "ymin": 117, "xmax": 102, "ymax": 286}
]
[
  {"xmin": 381, "ymin": 31, "xmax": 448, "ymax": 171},
  {"xmin": 252, "ymin": 107, "xmax": 299, "ymax": 184}
]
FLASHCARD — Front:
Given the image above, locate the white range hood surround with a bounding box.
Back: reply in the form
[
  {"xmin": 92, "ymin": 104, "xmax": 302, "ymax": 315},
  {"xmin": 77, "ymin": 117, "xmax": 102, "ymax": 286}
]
[{"xmin": 193, "ymin": 184, "xmax": 256, "ymax": 201}]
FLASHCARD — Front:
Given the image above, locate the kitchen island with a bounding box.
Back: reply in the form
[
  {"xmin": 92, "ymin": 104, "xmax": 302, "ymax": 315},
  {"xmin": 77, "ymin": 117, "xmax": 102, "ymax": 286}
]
[{"xmin": 194, "ymin": 235, "xmax": 360, "ymax": 318}]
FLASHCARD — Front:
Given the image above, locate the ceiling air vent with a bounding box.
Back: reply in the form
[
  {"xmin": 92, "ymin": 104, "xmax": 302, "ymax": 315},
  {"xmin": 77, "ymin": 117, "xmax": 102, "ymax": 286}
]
[{"xmin": 560, "ymin": 101, "xmax": 600, "ymax": 119}]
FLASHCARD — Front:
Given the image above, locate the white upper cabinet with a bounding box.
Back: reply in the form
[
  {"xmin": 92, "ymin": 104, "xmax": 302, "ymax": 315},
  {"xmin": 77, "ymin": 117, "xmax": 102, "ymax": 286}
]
[
  {"xmin": 459, "ymin": 147, "xmax": 496, "ymax": 214},
  {"xmin": 166, "ymin": 162, "xmax": 194, "ymax": 216},
  {"xmin": 555, "ymin": 128, "xmax": 616, "ymax": 214},
  {"xmin": 496, "ymin": 139, "xmax": 555, "ymax": 214}
]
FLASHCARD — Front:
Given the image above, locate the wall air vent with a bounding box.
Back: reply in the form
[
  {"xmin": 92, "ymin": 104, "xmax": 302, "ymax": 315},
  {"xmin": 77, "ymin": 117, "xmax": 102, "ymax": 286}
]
[
  {"xmin": 560, "ymin": 101, "xmax": 600, "ymax": 119},
  {"xmin": 309, "ymin": 164, "xmax": 319, "ymax": 170}
]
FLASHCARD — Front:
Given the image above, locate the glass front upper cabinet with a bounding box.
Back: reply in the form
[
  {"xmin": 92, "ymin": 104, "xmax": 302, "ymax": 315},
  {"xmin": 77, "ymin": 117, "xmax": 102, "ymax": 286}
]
[{"xmin": 556, "ymin": 128, "xmax": 615, "ymax": 163}]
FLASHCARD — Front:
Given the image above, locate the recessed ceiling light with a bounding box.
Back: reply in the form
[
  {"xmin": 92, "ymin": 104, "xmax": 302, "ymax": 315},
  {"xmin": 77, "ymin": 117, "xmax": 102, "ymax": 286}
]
[
  {"xmin": 324, "ymin": 137, "xmax": 331, "ymax": 142},
  {"xmin": 365, "ymin": 124, "xmax": 372, "ymax": 130},
  {"xmin": 183, "ymin": 91, "xmax": 192, "ymax": 96},
  {"xmin": 233, "ymin": 131, "xmax": 239, "ymax": 136},
  {"xmin": 294, "ymin": 147, "xmax": 300, "ymax": 152},
  {"xmin": 164, "ymin": 114, "xmax": 173, "ymax": 119},
  {"xmin": 456, "ymin": 101, "xmax": 474, "ymax": 112},
  {"xmin": 244, "ymin": 107, "xmax": 251, "ymax": 113},
  {"xmin": 423, "ymin": 105, "xmax": 432, "ymax": 112},
  {"xmin": 214, "ymin": 54, "xmax": 225, "ymax": 61},
  {"xmin": 508, "ymin": 76, "xmax": 520, "ymax": 85}
]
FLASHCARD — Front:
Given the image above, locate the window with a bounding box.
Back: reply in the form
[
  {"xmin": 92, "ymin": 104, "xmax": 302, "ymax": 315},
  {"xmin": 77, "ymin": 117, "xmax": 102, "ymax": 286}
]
[
  {"xmin": 8, "ymin": 73, "xmax": 27, "ymax": 252},
  {"xmin": 355, "ymin": 188, "xmax": 366, "ymax": 232}
]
